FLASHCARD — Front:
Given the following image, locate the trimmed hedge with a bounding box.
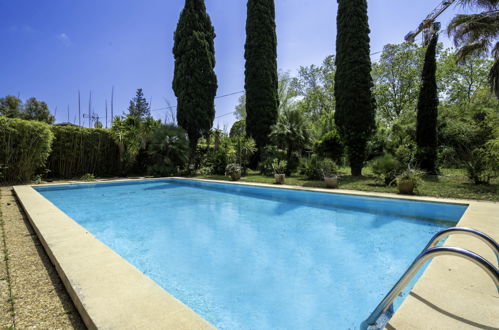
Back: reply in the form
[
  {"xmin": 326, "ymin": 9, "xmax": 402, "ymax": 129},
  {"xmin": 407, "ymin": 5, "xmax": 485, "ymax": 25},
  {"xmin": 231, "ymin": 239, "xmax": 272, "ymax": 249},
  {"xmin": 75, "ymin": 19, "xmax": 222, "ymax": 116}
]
[
  {"xmin": 47, "ymin": 125, "xmax": 120, "ymax": 178},
  {"xmin": 0, "ymin": 117, "xmax": 54, "ymax": 183}
]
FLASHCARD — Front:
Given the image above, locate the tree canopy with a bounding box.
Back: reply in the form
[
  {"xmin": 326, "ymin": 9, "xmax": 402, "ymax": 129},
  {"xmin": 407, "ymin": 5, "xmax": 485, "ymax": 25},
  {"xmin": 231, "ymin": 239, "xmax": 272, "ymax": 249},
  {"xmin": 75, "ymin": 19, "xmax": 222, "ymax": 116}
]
[
  {"xmin": 173, "ymin": 0, "xmax": 217, "ymax": 152},
  {"xmin": 334, "ymin": 0, "xmax": 376, "ymax": 176},
  {"xmin": 416, "ymin": 34, "xmax": 440, "ymax": 174},
  {"xmin": 244, "ymin": 0, "xmax": 279, "ymax": 155}
]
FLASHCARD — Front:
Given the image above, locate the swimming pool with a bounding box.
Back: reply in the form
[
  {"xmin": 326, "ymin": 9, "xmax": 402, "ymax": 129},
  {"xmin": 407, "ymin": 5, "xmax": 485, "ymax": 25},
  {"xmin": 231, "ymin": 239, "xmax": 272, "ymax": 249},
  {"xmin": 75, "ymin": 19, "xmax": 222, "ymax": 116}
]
[{"xmin": 36, "ymin": 179, "xmax": 467, "ymax": 329}]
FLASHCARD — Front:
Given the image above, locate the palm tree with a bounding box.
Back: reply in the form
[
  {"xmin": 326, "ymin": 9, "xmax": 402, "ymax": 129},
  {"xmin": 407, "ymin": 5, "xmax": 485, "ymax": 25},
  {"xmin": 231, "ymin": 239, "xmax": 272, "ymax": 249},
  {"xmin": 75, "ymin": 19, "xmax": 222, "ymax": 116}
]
[
  {"xmin": 270, "ymin": 109, "xmax": 310, "ymax": 174},
  {"xmin": 447, "ymin": 0, "xmax": 499, "ymax": 97}
]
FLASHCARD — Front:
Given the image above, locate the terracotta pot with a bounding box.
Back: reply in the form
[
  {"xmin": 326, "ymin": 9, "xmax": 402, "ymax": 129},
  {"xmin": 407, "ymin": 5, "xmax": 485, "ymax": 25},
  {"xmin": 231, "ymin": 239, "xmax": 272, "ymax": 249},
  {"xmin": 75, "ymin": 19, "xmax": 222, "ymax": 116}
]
[
  {"xmin": 274, "ymin": 173, "xmax": 285, "ymax": 184},
  {"xmin": 398, "ymin": 181, "xmax": 415, "ymax": 194},
  {"xmin": 230, "ymin": 172, "xmax": 241, "ymax": 181},
  {"xmin": 324, "ymin": 176, "xmax": 338, "ymax": 188}
]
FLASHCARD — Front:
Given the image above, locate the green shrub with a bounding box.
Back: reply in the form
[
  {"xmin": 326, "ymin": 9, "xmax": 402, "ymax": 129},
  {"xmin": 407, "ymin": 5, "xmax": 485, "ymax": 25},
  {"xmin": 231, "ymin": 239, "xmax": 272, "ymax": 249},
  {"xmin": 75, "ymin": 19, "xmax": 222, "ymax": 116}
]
[
  {"xmin": 370, "ymin": 154, "xmax": 402, "ymax": 186},
  {"xmin": 314, "ymin": 130, "xmax": 344, "ymax": 163},
  {"xmin": 259, "ymin": 146, "xmax": 285, "ymax": 176},
  {"xmin": 225, "ymin": 163, "xmax": 242, "ymax": 180},
  {"xmin": 299, "ymin": 154, "xmax": 327, "ymax": 180},
  {"xmin": 146, "ymin": 125, "xmax": 189, "ymax": 176},
  {"xmin": 232, "ymin": 136, "xmax": 256, "ymax": 174},
  {"xmin": 47, "ymin": 125, "xmax": 120, "ymax": 178},
  {"xmin": 272, "ymin": 160, "xmax": 287, "ymax": 174},
  {"xmin": 80, "ymin": 173, "xmax": 96, "ymax": 181},
  {"xmin": 0, "ymin": 117, "xmax": 53, "ymax": 183},
  {"xmin": 396, "ymin": 169, "xmax": 424, "ymax": 191},
  {"xmin": 322, "ymin": 158, "xmax": 337, "ymax": 177},
  {"xmin": 463, "ymin": 147, "xmax": 498, "ymax": 184}
]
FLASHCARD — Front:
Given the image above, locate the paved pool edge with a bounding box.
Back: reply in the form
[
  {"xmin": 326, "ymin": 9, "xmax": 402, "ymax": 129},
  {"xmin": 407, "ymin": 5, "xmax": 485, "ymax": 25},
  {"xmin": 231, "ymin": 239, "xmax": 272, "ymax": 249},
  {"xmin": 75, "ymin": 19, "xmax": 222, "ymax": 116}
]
[
  {"xmin": 15, "ymin": 178, "xmax": 499, "ymax": 329},
  {"xmin": 13, "ymin": 185, "xmax": 214, "ymax": 330}
]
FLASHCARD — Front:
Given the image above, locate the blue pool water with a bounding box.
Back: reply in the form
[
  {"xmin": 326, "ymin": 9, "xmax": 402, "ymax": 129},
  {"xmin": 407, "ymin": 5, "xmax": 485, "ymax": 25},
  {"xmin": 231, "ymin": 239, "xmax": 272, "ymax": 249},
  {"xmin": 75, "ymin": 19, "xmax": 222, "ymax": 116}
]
[{"xmin": 36, "ymin": 179, "xmax": 467, "ymax": 329}]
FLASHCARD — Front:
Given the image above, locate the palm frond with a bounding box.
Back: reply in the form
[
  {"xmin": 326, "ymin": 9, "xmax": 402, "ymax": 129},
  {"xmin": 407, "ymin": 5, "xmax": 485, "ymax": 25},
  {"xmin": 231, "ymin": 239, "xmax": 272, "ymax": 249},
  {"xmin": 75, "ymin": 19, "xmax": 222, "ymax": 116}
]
[
  {"xmin": 455, "ymin": 40, "xmax": 490, "ymax": 62},
  {"xmin": 458, "ymin": 0, "xmax": 499, "ymax": 11},
  {"xmin": 447, "ymin": 12, "xmax": 499, "ymax": 46}
]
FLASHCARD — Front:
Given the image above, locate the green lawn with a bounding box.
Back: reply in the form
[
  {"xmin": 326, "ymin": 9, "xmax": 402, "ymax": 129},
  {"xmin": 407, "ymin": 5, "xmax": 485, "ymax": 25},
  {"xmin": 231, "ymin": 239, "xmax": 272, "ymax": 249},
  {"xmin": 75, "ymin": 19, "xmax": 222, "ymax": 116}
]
[{"xmin": 194, "ymin": 168, "xmax": 499, "ymax": 202}]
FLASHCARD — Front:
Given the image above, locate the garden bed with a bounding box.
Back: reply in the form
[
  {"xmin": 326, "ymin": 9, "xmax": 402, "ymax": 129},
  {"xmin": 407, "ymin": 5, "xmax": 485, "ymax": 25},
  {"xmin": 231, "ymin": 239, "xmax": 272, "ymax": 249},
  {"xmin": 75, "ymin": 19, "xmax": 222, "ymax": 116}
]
[{"xmin": 195, "ymin": 168, "xmax": 499, "ymax": 202}]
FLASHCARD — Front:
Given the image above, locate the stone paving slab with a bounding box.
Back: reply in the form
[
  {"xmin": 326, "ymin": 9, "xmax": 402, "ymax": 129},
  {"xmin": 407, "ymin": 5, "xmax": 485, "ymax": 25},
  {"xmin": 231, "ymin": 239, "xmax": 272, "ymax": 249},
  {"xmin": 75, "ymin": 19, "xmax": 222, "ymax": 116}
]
[{"xmin": 14, "ymin": 185, "xmax": 214, "ymax": 330}]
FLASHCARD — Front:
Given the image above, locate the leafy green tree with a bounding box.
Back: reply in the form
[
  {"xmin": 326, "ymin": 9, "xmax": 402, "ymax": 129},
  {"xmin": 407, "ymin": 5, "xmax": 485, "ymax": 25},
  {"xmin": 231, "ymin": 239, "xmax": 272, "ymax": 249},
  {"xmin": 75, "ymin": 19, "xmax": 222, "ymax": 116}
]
[
  {"xmin": 229, "ymin": 119, "xmax": 246, "ymax": 138},
  {"xmin": 292, "ymin": 56, "xmax": 336, "ymax": 135},
  {"xmin": 438, "ymin": 48, "xmax": 494, "ymax": 103},
  {"xmin": 173, "ymin": 0, "xmax": 217, "ymax": 153},
  {"xmin": 416, "ymin": 34, "xmax": 439, "ymax": 174},
  {"xmin": 447, "ymin": 0, "xmax": 499, "ymax": 97},
  {"xmin": 334, "ymin": 0, "xmax": 376, "ymax": 176},
  {"xmin": 372, "ymin": 43, "xmax": 424, "ymax": 124},
  {"xmin": 0, "ymin": 95, "xmax": 22, "ymax": 118},
  {"xmin": 270, "ymin": 109, "xmax": 310, "ymax": 174},
  {"xmin": 127, "ymin": 88, "xmax": 150, "ymax": 119},
  {"xmin": 244, "ymin": 0, "xmax": 278, "ymax": 155},
  {"xmin": 23, "ymin": 97, "xmax": 55, "ymax": 124},
  {"xmin": 277, "ymin": 71, "xmax": 298, "ymax": 113},
  {"xmin": 439, "ymin": 100, "xmax": 498, "ymax": 183},
  {"xmin": 234, "ymin": 94, "xmax": 246, "ymax": 120}
]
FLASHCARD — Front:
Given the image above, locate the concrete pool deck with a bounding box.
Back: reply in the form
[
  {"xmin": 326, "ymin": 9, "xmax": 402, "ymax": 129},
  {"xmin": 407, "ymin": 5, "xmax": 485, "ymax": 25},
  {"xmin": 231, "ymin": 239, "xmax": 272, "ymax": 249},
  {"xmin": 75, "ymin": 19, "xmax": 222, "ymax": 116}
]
[{"xmin": 13, "ymin": 177, "xmax": 499, "ymax": 329}]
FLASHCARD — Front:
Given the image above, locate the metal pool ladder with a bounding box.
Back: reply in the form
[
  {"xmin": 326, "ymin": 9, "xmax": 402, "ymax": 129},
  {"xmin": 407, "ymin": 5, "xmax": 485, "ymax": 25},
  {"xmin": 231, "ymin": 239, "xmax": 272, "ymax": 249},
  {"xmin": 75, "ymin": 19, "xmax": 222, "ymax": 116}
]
[{"xmin": 360, "ymin": 227, "xmax": 499, "ymax": 330}]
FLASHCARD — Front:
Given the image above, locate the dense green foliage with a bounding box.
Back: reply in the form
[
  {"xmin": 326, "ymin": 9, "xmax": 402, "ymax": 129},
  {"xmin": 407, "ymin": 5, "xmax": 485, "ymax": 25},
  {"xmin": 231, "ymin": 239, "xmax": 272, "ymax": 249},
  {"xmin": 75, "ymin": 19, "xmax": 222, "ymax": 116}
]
[
  {"xmin": 47, "ymin": 125, "xmax": 120, "ymax": 178},
  {"xmin": 173, "ymin": 0, "xmax": 217, "ymax": 152},
  {"xmin": 0, "ymin": 117, "xmax": 53, "ymax": 183},
  {"xmin": 313, "ymin": 129, "xmax": 344, "ymax": 164},
  {"xmin": 229, "ymin": 120, "xmax": 246, "ymax": 138},
  {"xmin": 0, "ymin": 96, "xmax": 54, "ymax": 123},
  {"xmin": 146, "ymin": 125, "xmax": 189, "ymax": 176},
  {"xmin": 269, "ymin": 109, "xmax": 310, "ymax": 174},
  {"xmin": 372, "ymin": 43, "xmax": 424, "ymax": 124},
  {"xmin": 0, "ymin": 96, "xmax": 22, "ymax": 118},
  {"xmin": 447, "ymin": 0, "xmax": 499, "ymax": 97},
  {"xmin": 334, "ymin": 0, "xmax": 376, "ymax": 176},
  {"xmin": 197, "ymin": 129, "xmax": 256, "ymax": 175},
  {"xmin": 416, "ymin": 34, "xmax": 439, "ymax": 174},
  {"xmin": 370, "ymin": 154, "xmax": 402, "ymax": 186},
  {"xmin": 299, "ymin": 155, "xmax": 335, "ymax": 180},
  {"xmin": 111, "ymin": 115, "xmax": 160, "ymax": 174},
  {"xmin": 244, "ymin": 0, "xmax": 279, "ymax": 154}
]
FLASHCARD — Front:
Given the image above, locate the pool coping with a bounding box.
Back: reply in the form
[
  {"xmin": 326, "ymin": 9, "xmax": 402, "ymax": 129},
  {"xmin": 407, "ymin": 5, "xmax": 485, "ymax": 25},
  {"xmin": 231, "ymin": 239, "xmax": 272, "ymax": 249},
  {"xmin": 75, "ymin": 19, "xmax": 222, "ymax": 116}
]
[{"xmin": 13, "ymin": 177, "xmax": 499, "ymax": 329}]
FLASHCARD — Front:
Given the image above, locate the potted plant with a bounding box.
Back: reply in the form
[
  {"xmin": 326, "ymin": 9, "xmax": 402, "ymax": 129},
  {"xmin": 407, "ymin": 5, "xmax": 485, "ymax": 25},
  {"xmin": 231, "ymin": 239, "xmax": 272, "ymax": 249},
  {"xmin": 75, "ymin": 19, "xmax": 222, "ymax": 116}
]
[
  {"xmin": 395, "ymin": 169, "xmax": 423, "ymax": 194},
  {"xmin": 322, "ymin": 159, "xmax": 338, "ymax": 188},
  {"xmin": 225, "ymin": 163, "xmax": 242, "ymax": 181},
  {"xmin": 272, "ymin": 160, "xmax": 287, "ymax": 184}
]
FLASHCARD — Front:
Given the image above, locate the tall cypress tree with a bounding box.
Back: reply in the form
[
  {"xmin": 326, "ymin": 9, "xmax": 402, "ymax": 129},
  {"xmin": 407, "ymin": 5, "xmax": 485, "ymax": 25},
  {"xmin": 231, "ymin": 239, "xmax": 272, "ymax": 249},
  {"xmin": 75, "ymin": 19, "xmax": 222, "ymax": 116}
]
[
  {"xmin": 244, "ymin": 0, "xmax": 279, "ymax": 157},
  {"xmin": 334, "ymin": 0, "xmax": 375, "ymax": 176},
  {"xmin": 416, "ymin": 34, "xmax": 439, "ymax": 174},
  {"xmin": 173, "ymin": 0, "xmax": 217, "ymax": 152}
]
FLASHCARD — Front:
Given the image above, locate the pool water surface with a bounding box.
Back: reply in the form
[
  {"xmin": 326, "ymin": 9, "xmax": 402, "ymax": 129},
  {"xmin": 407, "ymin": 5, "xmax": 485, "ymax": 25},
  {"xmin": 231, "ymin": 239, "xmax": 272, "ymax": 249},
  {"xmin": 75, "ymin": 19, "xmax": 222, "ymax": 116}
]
[{"xmin": 36, "ymin": 179, "xmax": 467, "ymax": 329}]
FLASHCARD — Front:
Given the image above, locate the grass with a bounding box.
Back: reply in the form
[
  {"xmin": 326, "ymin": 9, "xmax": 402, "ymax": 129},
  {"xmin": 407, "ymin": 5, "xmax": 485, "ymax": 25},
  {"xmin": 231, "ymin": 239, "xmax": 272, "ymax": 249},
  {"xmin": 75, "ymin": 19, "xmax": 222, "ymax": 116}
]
[{"xmin": 194, "ymin": 167, "xmax": 499, "ymax": 202}]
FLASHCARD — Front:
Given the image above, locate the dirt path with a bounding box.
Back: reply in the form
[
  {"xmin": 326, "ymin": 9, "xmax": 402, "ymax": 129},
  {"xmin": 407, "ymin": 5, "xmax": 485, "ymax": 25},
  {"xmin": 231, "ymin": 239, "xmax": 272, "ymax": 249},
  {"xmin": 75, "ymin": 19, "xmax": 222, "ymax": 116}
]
[{"xmin": 0, "ymin": 187, "xmax": 85, "ymax": 329}]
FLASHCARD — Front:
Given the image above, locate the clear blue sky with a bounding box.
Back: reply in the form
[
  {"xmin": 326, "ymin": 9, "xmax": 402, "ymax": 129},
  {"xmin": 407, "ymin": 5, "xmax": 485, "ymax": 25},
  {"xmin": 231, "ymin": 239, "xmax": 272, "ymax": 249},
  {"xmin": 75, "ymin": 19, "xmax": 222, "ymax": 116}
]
[{"xmin": 0, "ymin": 0, "xmax": 474, "ymax": 129}]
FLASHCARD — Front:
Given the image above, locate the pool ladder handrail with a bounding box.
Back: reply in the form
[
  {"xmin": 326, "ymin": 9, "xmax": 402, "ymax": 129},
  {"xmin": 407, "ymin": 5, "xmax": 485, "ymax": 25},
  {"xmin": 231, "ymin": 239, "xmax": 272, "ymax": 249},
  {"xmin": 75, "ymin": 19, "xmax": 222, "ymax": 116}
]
[{"xmin": 361, "ymin": 227, "xmax": 499, "ymax": 330}]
